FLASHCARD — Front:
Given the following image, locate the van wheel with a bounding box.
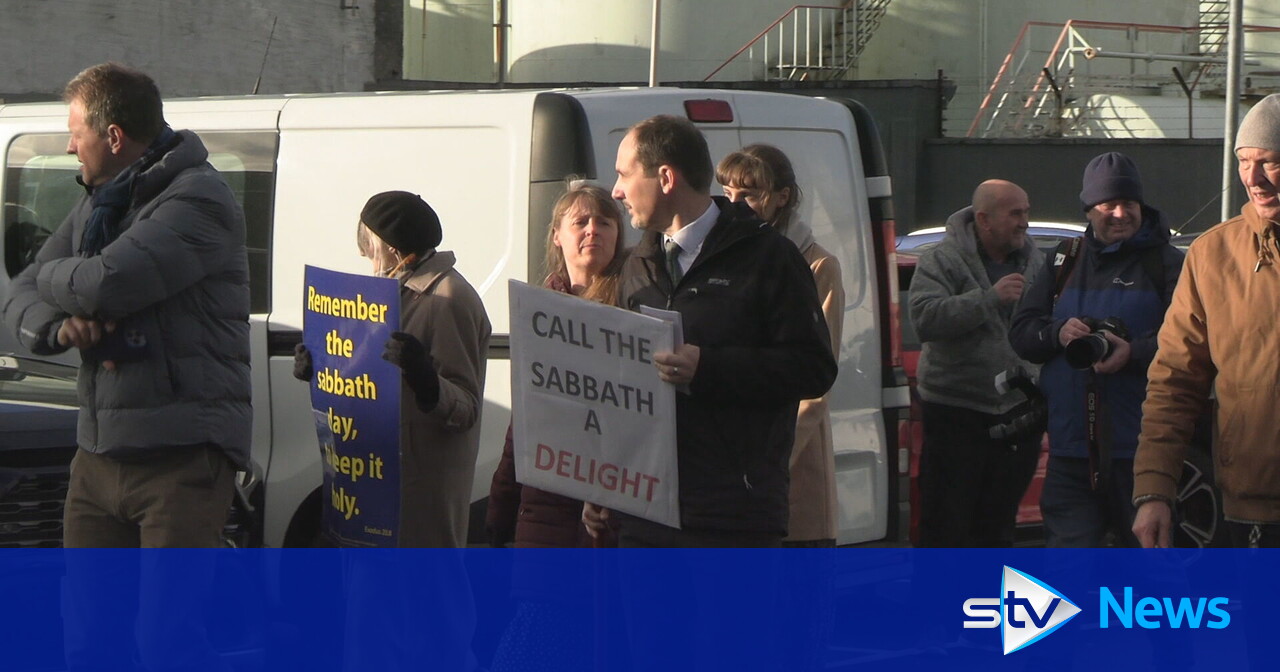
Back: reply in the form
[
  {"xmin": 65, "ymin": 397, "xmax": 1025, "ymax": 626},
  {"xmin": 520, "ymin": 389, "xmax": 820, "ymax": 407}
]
[{"xmin": 1172, "ymin": 448, "xmax": 1225, "ymax": 548}]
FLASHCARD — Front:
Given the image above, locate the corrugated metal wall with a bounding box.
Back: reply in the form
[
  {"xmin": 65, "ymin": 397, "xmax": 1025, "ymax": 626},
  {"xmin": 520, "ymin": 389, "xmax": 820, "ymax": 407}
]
[{"xmin": 0, "ymin": 0, "xmax": 377, "ymax": 99}]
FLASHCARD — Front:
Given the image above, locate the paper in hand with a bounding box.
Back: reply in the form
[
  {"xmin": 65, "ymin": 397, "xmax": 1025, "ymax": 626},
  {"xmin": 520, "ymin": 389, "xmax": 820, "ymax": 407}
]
[{"xmin": 639, "ymin": 306, "xmax": 689, "ymax": 394}]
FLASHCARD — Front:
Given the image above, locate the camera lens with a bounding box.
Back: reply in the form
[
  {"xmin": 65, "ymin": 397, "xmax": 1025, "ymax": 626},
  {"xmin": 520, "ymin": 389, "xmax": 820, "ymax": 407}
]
[
  {"xmin": 988, "ymin": 398, "xmax": 1048, "ymax": 441},
  {"xmin": 1065, "ymin": 333, "xmax": 1111, "ymax": 369}
]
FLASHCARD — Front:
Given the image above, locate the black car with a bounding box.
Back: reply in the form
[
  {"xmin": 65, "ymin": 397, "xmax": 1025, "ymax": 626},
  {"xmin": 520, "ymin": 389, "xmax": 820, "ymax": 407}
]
[
  {"xmin": 0, "ymin": 354, "xmax": 77, "ymax": 547},
  {"xmin": 0, "ymin": 354, "xmax": 259, "ymax": 548}
]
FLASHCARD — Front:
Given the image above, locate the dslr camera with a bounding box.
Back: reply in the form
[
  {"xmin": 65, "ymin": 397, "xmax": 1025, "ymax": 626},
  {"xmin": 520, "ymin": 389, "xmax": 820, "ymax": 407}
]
[
  {"xmin": 988, "ymin": 370, "xmax": 1048, "ymax": 442},
  {"xmin": 1064, "ymin": 316, "xmax": 1129, "ymax": 370}
]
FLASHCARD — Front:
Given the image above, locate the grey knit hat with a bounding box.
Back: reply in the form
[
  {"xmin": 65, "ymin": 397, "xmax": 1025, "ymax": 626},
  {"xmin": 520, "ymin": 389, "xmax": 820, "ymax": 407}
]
[{"xmin": 1235, "ymin": 94, "xmax": 1280, "ymax": 153}]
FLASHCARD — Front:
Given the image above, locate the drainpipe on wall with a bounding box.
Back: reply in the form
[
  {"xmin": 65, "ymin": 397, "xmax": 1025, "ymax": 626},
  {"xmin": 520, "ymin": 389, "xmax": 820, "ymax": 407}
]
[
  {"xmin": 979, "ymin": 0, "xmax": 988, "ymax": 102},
  {"xmin": 649, "ymin": 0, "xmax": 661, "ymax": 87},
  {"xmin": 1222, "ymin": 0, "xmax": 1243, "ymax": 221}
]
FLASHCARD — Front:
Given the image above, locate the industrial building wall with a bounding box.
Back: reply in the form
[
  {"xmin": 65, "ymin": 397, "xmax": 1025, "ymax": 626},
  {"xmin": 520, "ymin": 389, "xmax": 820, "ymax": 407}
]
[
  {"xmin": 715, "ymin": 81, "xmax": 1232, "ymax": 239},
  {"xmin": 403, "ymin": 0, "xmax": 494, "ymax": 82},
  {"xmin": 772, "ymin": 81, "xmax": 1231, "ymax": 237},
  {"xmin": 0, "ymin": 0, "xmax": 377, "ymax": 100},
  {"xmin": 0, "ymin": 0, "xmax": 1239, "ymax": 237},
  {"xmin": 857, "ymin": 0, "xmax": 1200, "ymax": 136},
  {"xmin": 918, "ymin": 139, "xmax": 1225, "ymax": 233}
]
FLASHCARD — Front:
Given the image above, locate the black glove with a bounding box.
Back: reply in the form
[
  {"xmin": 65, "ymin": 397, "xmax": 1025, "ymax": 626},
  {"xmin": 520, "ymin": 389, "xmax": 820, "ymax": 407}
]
[
  {"xmin": 382, "ymin": 331, "xmax": 440, "ymax": 413},
  {"xmin": 293, "ymin": 343, "xmax": 313, "ymax": 382},
  {"xmin": 85, "ymin": 322, "xmax": 149, "ymax": 365}
]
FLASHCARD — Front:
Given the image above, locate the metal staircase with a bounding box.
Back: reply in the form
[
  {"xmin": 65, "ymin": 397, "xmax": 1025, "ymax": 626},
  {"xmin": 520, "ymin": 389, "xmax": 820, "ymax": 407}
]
[
  {"xmin": 832, "ymin": 0, "xmax": 893, "ymax": 79},
  {"xmin": 1193, "ymin": 0, "xmax": 1229, "ymax": 92},
  {"xmin": 966, "ymin": 17, "xmax": 1280, "ymax": 139},
  {"xmin": 703, "ymin": 0, "xmax": 893, "ymax": 82},
  {"xmin": 1199, "ymin": 0, "xmax": 1230, "ymax": 57}
]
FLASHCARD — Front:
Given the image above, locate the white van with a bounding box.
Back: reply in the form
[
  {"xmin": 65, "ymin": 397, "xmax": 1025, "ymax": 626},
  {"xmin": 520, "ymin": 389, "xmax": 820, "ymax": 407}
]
[{"xmin": 0, "ymin": 87, "xmax": 907, "ymax": 546}]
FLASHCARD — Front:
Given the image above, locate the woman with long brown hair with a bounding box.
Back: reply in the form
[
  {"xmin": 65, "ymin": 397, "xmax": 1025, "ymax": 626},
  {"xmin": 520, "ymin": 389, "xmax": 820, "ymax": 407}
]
[
  {"xmin": 487, "ymin": 181, "xmax": 626, "ymax": 547},
  {"xmin": 486, "ymin": 181, "xmax": 627, "ymax": 672}
]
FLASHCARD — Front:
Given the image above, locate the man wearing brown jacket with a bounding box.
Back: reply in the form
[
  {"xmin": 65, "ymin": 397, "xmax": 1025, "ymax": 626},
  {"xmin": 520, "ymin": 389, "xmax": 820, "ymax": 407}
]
[{"xmin": 1133, "ymin": 93, "xmax": 1280, "ymax": 548}]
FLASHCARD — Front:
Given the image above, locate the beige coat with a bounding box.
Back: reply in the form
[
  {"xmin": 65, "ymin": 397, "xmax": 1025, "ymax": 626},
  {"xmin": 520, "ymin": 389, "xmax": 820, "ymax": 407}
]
[
  {"xmin": 1135, "ymin": 204, "xmax": 1280, "ymax": 523},
  {"xmin": 396, "ymin": 251, "xmax": 492, "ymax": 546},
  {"xmin": 781, "ymin": 221, "xmax": 844, "ymax": 542}
]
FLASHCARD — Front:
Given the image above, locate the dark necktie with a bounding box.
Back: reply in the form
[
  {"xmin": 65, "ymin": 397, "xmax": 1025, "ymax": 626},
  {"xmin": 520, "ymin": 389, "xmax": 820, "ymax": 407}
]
[{"xmin": 664, "ymin": 238, "xmax": 683, "ymax": 285}]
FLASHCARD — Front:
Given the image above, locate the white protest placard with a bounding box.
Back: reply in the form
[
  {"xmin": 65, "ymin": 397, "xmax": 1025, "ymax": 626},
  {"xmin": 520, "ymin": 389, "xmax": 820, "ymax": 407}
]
[{"xmin": 508, "ymin": 280, "xmax": 680, "ymax": 528}]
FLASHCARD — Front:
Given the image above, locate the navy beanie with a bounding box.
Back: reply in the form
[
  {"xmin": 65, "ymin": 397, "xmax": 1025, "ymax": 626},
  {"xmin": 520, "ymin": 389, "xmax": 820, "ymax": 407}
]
[
  {"xmin": 360, "ymin": 191, "xmax": 442, "ymax": 254},
  {"xmin": 1079, "ymin": 152, "xmax": 1144, "ymax": 211}
]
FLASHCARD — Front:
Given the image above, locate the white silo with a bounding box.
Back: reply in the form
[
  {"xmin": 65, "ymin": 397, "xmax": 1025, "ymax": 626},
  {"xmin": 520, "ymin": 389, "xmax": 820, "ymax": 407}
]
[
  {"xmin": 506, "ymin": 0, "xmax": 824, "ymax": 83},
  {"xmin": 403, "ymin": 0, "xmax": 838, "ymax": 83}
]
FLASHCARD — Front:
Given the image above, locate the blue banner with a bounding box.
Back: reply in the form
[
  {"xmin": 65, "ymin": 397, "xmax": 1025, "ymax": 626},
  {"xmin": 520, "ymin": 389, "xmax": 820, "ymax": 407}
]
[
  {"xmin": 3, "ymin": 548, "xmax": 1271, "ymax": 671},
  {"xmin": 303, "ymin": 265, "xmax": 401, "ymax": 547}
]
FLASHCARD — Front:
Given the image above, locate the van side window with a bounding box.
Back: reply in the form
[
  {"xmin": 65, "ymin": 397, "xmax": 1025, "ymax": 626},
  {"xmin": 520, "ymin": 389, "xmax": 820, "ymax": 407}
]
[
  {"xmin": 3, "ymin": 135, "xmax": 79, "ymax": 280},
  {"xmin": 201, "ymin": 131, "xmax": 277, "ymax": 314},
  {"xmin": 3, "ymin": 131, "xmax": 277, "ymax": 314}
]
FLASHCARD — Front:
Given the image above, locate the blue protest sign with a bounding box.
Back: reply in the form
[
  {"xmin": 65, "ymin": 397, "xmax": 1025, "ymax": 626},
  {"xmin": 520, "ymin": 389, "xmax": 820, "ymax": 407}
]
[{"xmin": 303, "ymin": 265, "xmax": 401, "ymax": 546}]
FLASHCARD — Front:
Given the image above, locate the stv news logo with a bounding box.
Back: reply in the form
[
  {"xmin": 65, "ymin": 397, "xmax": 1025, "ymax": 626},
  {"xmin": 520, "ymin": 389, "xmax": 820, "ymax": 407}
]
[{"xmin": 962, "ymin": 566, "xmax": 1081, "ymax": 655}]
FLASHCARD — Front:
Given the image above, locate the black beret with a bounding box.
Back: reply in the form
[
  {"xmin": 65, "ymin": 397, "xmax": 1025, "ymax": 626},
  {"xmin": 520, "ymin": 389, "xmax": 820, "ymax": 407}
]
[{"xmin": 359, "ymin": 191, "xmax": 442, "ymax": 254}]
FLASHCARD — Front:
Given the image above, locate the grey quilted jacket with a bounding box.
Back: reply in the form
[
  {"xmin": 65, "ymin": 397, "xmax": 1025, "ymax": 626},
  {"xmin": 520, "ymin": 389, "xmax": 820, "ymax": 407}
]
[
  {"xmin": 1, "ymin": 130, "xmax": 252, "ymax": 467},
  {"xmin": 908, "ymin": 205, "xmax": 1045, "ymax": 415}
]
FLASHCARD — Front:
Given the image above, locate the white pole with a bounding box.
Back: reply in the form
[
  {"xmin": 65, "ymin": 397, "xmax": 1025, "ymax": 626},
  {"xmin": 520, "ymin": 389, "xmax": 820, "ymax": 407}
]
[
  {"xmin": 649, "ymin": 0, "xmax": 662, "ymax": 87},
  {"xmin": 1222, "ymin": 0, "xmax": 1243, "ymax": 222}
]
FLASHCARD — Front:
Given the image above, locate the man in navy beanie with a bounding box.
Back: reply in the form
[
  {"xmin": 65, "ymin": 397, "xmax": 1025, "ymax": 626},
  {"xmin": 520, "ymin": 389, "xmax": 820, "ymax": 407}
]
[{"xmin": 1011, "ymin": 152, "xmax": 1184, "ymax": 547}]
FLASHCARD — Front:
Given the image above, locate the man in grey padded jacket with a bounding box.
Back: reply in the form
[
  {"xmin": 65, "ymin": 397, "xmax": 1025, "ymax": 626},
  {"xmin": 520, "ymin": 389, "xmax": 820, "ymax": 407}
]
[
  {"xmin": 1, "ymin": 62, "xmax": 250, "ymax": 549},
  {"xmin": 907, "ymin": 179, "xmax": 1045, "ymax": 547}
]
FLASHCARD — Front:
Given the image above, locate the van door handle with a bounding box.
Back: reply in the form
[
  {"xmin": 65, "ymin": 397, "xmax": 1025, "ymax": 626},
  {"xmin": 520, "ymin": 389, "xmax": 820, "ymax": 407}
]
[{"xmin": 267, "ymin": 330, "xmax": 302, "ymax": 357}]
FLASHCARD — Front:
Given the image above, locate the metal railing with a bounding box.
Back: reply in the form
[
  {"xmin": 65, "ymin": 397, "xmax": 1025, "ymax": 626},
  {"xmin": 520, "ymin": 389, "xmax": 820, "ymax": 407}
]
[
  {"xmin": 967, "ymin": 19, "xmax": 1280, "ymax": 139},
  {"xmin": 704, "ymin": 4, "xmax": 852, "ymax": 82},
  {"xmin": 1192, "ymin": 0, "xmax": 1230, "ymax": 92}
]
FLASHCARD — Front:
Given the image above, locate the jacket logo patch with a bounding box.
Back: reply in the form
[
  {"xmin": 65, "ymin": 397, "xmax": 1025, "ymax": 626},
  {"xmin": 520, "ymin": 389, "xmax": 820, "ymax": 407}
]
[
  {"xmin": 707, "ymin": 278, "xmax": 731, "ymax": 286},
  {"xmin": 1112, "ymin": 278, "xmax": 1135, "ymax": 287}
]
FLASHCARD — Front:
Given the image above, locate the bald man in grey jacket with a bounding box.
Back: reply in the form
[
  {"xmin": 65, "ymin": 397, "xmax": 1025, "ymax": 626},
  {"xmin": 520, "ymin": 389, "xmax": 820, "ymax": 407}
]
[{"xmin": 908, "ymin": 179, "xmax": 1045, "ymax": 547}]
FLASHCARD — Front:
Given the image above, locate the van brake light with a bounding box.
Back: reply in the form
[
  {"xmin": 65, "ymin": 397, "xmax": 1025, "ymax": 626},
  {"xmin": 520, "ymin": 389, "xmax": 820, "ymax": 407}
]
[{"xmin": 684, "ymin": 99, "xmax": 733, "ymax": 123}]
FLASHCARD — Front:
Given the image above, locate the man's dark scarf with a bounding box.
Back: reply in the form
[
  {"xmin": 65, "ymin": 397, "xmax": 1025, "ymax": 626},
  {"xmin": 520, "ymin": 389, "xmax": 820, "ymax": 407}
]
[{"xmin": 77, "ymin": 126, "xmax": 179, "ymax": 257}]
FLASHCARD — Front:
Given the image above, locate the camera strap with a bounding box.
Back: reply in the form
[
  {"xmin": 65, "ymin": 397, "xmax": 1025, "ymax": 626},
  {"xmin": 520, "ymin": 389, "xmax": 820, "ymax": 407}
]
[
  {"xmin": 1085, "ymin": 372, "xmax": 1112, "ymax": 490},
  {"xmin": 1051, "ymin": 237, "xmax": 1084, "ymax": 304},
  {"xmin": 1054, "ymin": 238, "xmax": 1168, "ymax": 306}
]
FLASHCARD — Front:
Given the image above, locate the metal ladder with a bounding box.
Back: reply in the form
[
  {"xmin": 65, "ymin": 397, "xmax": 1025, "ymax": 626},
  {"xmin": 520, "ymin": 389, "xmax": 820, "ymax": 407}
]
[{"xmin": 826, "ymin": 0, "xmax": 894, "ymax": 79}]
